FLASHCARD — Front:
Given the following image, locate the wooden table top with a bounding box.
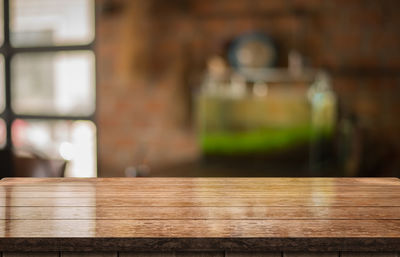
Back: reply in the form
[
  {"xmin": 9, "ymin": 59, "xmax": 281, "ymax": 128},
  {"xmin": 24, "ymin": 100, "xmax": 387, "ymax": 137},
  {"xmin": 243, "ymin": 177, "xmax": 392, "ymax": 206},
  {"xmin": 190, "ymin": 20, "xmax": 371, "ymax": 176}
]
[{"xmin": 0, "ymin": 177, "xmax": 399, "ymax": 251}]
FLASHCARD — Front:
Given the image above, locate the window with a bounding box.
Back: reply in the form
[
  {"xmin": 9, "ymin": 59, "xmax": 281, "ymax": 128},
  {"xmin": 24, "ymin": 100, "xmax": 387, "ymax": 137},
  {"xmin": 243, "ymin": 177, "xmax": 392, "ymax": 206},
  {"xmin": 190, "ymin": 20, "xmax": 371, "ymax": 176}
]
[
  {"xmin": 0, "ymin": 0, "xmax": 96, "ymax": 177},
  {"xmin": 0, "ymin": 118, "xmax": 5, "ymax": 147},
  {"xmin": 10, "ymin": 0, "xmax": 94, "ymax": 47},
  {"xmin": 0, "ymin": 55, "xmax": 4, "ymax": 113}
]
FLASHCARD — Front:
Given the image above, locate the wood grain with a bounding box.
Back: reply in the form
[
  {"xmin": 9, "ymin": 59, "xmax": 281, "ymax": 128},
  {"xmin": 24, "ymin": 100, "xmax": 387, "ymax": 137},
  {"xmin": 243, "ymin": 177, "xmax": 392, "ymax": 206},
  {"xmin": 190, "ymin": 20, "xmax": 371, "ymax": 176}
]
[
  {"xmin": 283, "ymin": 253, "xmax": 338, "ymax": 257},
  {"xmin": 1, "ymin": 197, "xmax": 398, "ymax": 207},
  {"xmin": 3, "ymin": 191, "xmax": 399, "ymax": 198},
  {"xmin": 175, "ymin": 252, "xmax": 224, "ymax": 257},
  {"xmin": 0, "ymin": 177, "xmax": 399, "ymax": 252},
  {"xmin": 341, "ymin": 253, "xmax": 399, "ymax": 257},
  {"xmin": 3, "ymin": 185, "xmax": 400, "ymax": 192},
  {"xmin": 120, "ymin": 253, "xmax": 173, "ymax": 257},
  {"xmin": 1, "ymin": 252, "xmax": 399, "ymax": 257},
  {"xmin": 1, "ymin": 219, "xmax": 400, "ymax": 237},
  {"xmin": 61, "ymin": 253, "xmax": 117, "ymax": 257},
  {"xmin": 2, "ymin": 177, "xmax": 399, "ymax": 186},
  {"xmin": 2, "ymin": 206, "xmax": 400, "ymax": 220},
  {"xmin": 2, "ymin": 253, "xmax": 58, "ymax": 257},
  {"xmin": 226, "ymin": 252, "xmax": 281, "ymax": 257}
]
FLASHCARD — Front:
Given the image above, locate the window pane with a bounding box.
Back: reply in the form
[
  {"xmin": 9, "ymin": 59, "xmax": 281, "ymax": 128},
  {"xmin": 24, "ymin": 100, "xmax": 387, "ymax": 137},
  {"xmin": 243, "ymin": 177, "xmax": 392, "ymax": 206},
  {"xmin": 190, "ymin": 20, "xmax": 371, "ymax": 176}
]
[
  {"xmin": 0, "ymin": 119, "xmax": 5, "ymax": 148},
  {"xmin": 11, "ymin": 51, "xmax": 95, "ymax": 116},
  {"xmin": 0, "ymin": 55, "xmax": 4, "ymax": 113},
  {"xmin": 10, "ymin": 0, "xmax": 94, "ymax": 47},
  {"xmin": 12, "ymin": 119, "xmax": 97, "ymax": 177},
  {"xmin": 0, "ymin": 0, "xmax": 3, "ymax": 46}
]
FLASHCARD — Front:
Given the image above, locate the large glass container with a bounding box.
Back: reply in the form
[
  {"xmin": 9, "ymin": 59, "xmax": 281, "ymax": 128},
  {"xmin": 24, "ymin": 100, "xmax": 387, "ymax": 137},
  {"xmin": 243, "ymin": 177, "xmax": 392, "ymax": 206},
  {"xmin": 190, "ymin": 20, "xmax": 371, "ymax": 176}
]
[{"xmin": 195, "ymin": 68, "xmax": 336, "ymax": 174}]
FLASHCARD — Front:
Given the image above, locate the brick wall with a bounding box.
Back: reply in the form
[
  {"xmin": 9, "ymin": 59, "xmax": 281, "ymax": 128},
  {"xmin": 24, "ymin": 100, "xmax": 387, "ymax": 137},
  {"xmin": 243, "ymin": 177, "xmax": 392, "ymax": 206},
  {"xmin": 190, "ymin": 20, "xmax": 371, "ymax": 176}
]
[{"xmin": 96, "ymin": 0, "xmax": 400, "ymax": 177}]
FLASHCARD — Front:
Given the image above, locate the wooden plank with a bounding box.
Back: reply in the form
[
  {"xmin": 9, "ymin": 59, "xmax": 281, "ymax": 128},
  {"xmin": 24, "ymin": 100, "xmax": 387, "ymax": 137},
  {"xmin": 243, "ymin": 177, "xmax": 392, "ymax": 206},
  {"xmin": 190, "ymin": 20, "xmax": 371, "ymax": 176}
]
[
  {"xmin": 1, "ymin": 196, "xmax": 399, "ymax": 207},
  {"xmin": 341, "ymin": 253, "xmax": 399, "ymax": 257},
  {"xmin": 61, "ymin": 253, "xmax": 117, "ymax": 257},
  {"xmin": 1, "ymin": 219, "xmax": 400, "ymax": 237},
  {"xmin": 226, "ymin": 252, "xmax": 281, "ymax": 257},
  {"xmin": 0, "ymin": 178, "xmax": 399, "ymax": 252},
  {"xmin": 2, "ymin": 191, "xmax": 399, "ymax": 198},
  {"xmin": 3, "ymin": 185, "xmax": 400, "ymax": 192},
  {"xmin": 3, "ymin": 253, "xmax": 58, "ymax": 257},
  {"xmin": 2, "ymin": 206, "xmax": 400, "ymax": 220},
  {"xmin": 120, "ymin": 253, "xmax": 174, "ymax": 257},
  {"xmin": 283, "ymin": 253, "xmax": 338, "ymax": 257},
  {"xmin": 2, "ymin": 177, "xmax": 399, "ymax": 186}
]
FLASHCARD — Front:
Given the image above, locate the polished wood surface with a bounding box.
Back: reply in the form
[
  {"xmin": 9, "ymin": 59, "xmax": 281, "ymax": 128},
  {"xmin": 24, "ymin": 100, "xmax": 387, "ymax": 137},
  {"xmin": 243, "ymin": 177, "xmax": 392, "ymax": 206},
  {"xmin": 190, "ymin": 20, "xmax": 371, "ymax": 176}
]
[
  {"xmin": 3, "ymin": 206, "xmax": 400, "ymax": 219},
  {"xmin": 0, "ymin": 177, "xmax": 399, "ymax": 252}
]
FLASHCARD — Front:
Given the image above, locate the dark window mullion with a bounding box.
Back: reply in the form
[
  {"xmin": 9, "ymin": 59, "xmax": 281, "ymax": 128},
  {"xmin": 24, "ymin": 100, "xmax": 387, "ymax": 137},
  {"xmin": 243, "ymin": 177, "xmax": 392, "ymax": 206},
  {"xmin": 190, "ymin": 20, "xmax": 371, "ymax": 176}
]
[
  {"xmin": 14, "ymin": 114, "xmax": 95, "ymax": 121},
  {"xmin": 1, "ymin": 44, "xmax": 94, "ymax": 54},
  {"xmin": 4, "ymin": 53, "xmax": 12, "ymax": 149},
  {"xmin": 2, "ymin": 0, "xmax": 14, "ymax": 176},
  {"xmin": 3, "ymin": 0, "xmax": 13, "ymax": 150}
]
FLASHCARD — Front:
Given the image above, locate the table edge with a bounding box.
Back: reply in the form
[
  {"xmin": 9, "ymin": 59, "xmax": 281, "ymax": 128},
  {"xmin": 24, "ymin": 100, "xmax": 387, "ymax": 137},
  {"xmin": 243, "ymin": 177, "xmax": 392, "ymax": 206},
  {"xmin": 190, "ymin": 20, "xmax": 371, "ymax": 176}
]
[{"xmin": 0, "ymin": 237, "xmax": 399, "ymax": 252}]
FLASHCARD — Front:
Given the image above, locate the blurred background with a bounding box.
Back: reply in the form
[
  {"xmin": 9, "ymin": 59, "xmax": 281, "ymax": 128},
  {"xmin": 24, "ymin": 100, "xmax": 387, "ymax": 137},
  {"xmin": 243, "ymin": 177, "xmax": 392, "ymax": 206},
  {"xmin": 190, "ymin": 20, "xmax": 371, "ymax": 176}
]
[{"xmin": 0, "ymin": 0, "xmax": 399, "ymax": 178}]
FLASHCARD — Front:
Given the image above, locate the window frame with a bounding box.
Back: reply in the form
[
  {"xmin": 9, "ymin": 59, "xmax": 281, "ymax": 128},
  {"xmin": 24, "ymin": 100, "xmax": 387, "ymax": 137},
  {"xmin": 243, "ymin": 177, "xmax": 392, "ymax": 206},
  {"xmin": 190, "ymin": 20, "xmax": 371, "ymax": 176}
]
[{"xmin": 0, "ymin": 0, "xmax": 97, "ymax": 177}]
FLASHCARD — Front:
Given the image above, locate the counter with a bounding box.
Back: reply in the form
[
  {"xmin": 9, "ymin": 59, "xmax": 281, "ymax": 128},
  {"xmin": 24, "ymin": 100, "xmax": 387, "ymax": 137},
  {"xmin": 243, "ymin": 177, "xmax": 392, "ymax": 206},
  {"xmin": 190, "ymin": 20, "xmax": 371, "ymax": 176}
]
[{"xmin": 0, "ymin": 177, "xmax": 399, "ymax": 257}]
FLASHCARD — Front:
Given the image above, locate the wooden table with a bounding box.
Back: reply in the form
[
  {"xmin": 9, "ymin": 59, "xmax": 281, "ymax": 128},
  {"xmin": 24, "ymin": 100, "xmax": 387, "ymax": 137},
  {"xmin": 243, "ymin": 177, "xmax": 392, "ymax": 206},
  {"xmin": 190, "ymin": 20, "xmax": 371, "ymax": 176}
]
[{"xmin": 0, "ymin": 177, "xmax": 399, "ymax": 257}]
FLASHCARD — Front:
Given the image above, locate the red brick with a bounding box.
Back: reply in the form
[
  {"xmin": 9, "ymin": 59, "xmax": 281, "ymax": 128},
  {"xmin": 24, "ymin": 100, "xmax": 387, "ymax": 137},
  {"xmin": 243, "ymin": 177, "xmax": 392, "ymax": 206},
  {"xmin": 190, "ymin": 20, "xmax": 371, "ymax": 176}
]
[{"xmin": 95, "ymin": 0, "xmax": 400, "ymax": 177}]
